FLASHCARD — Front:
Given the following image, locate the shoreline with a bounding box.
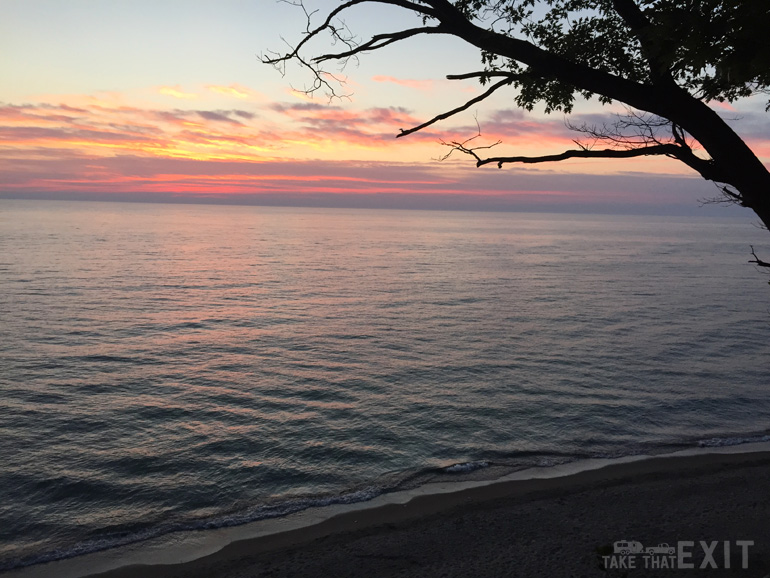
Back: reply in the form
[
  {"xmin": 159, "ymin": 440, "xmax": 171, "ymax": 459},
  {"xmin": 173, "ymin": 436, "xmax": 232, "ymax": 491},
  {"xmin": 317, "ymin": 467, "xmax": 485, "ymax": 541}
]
[{"xmin": 9, "ymin": 442, "xmax": 770, "ymax": 578}]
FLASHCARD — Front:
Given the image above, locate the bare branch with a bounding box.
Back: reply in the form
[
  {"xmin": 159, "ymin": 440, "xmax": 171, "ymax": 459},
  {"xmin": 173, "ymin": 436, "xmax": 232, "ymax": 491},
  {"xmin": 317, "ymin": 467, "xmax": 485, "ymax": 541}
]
[
  {"xmin": 566, "ymin": 108, "xmax": 672, "ymax": 149},
  {"xmin": 422, "ymin": 0, "xmax": 659, "ymax": 113},
  {"xmin": 441, "ymin": 140, "xmax": 502, "ymax": 163},
  {"xmin": 268, "ymin": 0, "xmax": 663, "ymax": 111},
  {"xmin": 671, "ymin": 123, "xmax": 687, "ymax": 147},
  {"xmin": 475, "ymin": 143, "xmax": 684, "ymax": 168},
  {"xmin": 433, "ymin": 116, "xmax": 502, "ymax": 163},
  {"xmin": 261, "ymin": 0, "xmax": 438, "ymax": 98},
  {"xmin": 700, "ymin": 183, "xmax": 747, "ymax": 208},
  {"xmin": 446, "ymin": 71, "xmax": 521, "ymax": 81},
  {"xmin": 264, "ymin": 0, "xmax": 770, "ymax": 232},
  {"xmin": 314, "ymin": 26, "xmax": 446, "ymax": 63},
  {"xmin": 564, "ymin": 109, "xmax": 730, "ymax": 184},
  {"xmin": 397, "ymin": 75, "xmax": 518, "ymax": 138},
  {"xmin": 749, "ymin": 245, "xmax": 770, "ymax": 268},
  {"xmin": 719, "ymin": 184, "xmax": 745, "ymax": 204},
  {"xmin": 261, "ymin": 0, "xmax": 364, "ymax": 67},
  {"xmin": 434, "ymin": 116, "xmax": 689, "ymax": 167}
]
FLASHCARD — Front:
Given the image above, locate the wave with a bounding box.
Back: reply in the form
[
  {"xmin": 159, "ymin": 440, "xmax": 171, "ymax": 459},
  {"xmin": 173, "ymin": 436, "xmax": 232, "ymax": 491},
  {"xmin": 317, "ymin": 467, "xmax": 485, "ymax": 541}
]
[
  {"xmin": 0, "ymin": 486, "xmax": 386, "ymax": 571},
  {"xmin": 697, "ymin": 433, "xmax": 770, "ymax": 447},
  {"xmin": 444, "ymin": 460, "xmax": 489, "ymax": 473},
  {"xmin": 5, "ymin": 432, "xmax": 770, "ymax": 572}
]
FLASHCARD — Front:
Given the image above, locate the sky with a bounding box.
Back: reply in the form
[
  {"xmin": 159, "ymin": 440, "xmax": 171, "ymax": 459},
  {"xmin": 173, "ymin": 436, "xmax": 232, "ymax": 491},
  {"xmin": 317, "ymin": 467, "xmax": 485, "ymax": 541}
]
[{"xmin": 2, "ymin": 0, "xmax": 770, "ymax": 215}]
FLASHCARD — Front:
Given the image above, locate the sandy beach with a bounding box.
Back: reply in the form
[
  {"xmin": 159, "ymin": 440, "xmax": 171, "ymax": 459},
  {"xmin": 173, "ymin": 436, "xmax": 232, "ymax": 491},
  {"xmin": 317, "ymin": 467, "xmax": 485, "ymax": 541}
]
[{"xmin": 63, "ymin": 448, "xmax": 769, "ymax": 578}]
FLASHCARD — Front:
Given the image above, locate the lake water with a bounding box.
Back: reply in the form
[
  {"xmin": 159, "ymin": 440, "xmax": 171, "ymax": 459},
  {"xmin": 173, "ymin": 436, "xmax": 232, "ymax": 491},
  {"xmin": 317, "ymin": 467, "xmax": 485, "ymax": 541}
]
[{"xmin": 1, "ymin": 199, "xmax": 769, "ymax": 570}]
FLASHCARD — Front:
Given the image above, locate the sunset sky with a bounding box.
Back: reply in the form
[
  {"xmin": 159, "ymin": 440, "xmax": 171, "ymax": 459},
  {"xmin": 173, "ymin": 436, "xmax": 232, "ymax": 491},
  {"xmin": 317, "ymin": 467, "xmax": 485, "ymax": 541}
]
[{"xmin": 3, "ymin": 0, "xmax": 770, "ymax": 214}]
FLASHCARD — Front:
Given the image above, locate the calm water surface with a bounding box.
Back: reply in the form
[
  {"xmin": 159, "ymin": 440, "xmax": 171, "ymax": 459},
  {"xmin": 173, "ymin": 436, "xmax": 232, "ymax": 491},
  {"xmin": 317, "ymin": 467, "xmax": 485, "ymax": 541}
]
[{"xmin": 1, "ymin": 200, "xmax": 769, "ymax": 569}]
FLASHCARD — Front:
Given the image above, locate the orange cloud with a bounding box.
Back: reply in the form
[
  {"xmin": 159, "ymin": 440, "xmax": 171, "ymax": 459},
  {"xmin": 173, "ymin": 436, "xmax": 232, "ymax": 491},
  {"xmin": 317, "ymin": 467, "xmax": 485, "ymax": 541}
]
[
  {"xmin": 3, "ymin": 96, "xmax": 738, "ymax": 178},
  {"xmin": 3, "ymin": 90, "xmax": 768, "ymax": 208},
  {"xmin": 268, "ymin": 102, "xmax": 437, "ymax": 149},
  {"xmin": 287, "ymin": 88, "xmax": 316, "ymax": 102},
  {"xmin": 159, "ymin": 86, "xmax": 197, "ymax": 99},
  {"xmin": 206, "ymin": 84, "xmax": 251, "ymax": 99},
  {"xmin": 0, "ymin": 102, "xmax": 282, "ymax": 165}
]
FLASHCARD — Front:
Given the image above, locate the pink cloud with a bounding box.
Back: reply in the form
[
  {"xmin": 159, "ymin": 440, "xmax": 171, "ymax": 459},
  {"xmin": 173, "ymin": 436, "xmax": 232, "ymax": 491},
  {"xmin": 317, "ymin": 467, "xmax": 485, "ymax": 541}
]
[
  {"xmin": 2, "ymin": 91, "xmax": 767, "ymax": 210},
  {"xmin": 0, "ymin": 152, "xmax": 721, "ymax": 216}
]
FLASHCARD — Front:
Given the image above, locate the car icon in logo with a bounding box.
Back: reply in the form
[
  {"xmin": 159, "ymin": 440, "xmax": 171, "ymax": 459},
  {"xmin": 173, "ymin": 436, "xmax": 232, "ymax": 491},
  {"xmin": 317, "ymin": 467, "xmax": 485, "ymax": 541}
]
[
  {"xmin": 613, "ymin": 541, "xmax": 644, "ymax": 554},
  {"xmin": 646, "ymin": 543, "xmax": 676, "ymax": 555}
]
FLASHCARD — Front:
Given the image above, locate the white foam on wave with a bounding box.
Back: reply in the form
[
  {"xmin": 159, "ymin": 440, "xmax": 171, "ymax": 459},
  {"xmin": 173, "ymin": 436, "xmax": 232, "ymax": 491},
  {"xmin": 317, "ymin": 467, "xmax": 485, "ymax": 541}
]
[
  {"xmin": 202, "ymin": 486, "xmax": 384, "ymax": 529},
  {"xmin": 10, "ymin": 440, "xmax": 770, "ymax": 578},
  {"xmin": 2, "ymin": 486, "xmax": 386, "ymax": 576},
  {"xmin": 444, "ymin": 461, "xmax": 489, "ymax": 473}
]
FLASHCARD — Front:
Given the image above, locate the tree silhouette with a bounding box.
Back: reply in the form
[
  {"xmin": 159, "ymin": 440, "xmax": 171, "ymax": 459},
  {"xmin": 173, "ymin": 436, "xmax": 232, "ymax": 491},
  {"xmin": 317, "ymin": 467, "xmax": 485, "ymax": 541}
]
[{"xmin": 264, "ymin": 0, "xmax": 770, "ymax": 231}]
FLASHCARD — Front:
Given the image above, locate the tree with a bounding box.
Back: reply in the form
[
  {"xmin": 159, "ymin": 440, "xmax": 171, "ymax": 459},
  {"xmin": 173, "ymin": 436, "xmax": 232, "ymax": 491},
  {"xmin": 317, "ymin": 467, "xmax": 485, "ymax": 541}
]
[{"xmin": 263, "ymin": 0, "xmax": 770, "ymax": 231}]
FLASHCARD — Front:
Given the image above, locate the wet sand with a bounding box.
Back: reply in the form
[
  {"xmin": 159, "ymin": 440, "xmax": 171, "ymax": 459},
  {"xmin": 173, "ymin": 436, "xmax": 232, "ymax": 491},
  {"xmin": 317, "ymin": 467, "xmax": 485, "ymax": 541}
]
[{"xmin": 80, "ymin": 448, "xmax": 770, "ymax": 578}]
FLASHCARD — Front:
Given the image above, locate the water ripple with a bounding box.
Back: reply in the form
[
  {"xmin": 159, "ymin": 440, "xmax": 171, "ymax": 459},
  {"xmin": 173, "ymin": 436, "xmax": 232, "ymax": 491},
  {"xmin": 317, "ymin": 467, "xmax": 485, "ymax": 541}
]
[{"xmin": 1, "ymin": 202, "xmax": 769, "ymax": 569}]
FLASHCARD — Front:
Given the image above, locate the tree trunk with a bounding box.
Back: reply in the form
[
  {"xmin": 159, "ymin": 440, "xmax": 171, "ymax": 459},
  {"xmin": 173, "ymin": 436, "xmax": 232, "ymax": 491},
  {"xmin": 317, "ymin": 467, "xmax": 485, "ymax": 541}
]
[
  {"xmin": 662, "ymin": 88, "xmax": 770, "ymax": 229},
  {"xmin": 732, "ymin": 172, "xmax": 770, "ymax": 230}
]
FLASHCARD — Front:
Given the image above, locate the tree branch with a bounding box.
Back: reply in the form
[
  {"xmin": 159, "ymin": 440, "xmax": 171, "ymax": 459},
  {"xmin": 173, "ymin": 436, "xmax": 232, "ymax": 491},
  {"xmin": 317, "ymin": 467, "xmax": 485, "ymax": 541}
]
[
  {"xmin": 262, "ymin": 0, "xmax": 365, "ymax": 67},
  {"xmin": 718, "ymin": 184, "xmax": 745, "ymax": 205},
  {"xmin": 397, "ymin": 75, "xmax": 518, "ymax": 138},
  {"xmin": 446, "ymin": 71, "xmax": 522, "ymax": 81},
  {"xmin": 314, "ymin": 26, "xmax": 446, "ymax": 62},
  {"xmin": 269, "ymin": 0, "xmax": 663, "ymax": 111},
  {"xmin": 422, "ymin": 0, "xmax": 662, "ymax": 113},
  {"xmin": 473, "ymin": 143, "xmax": 684, "ymax": 168},
  {"xmin": 567, "ymin": 110, "xmax": 728, "ymax": 184},
  {"xmin": 610, "ymin": 0, "xmax": 675, "ymax": 85},
  {"xmin": 265, "ymin": 0, "xmax": 770, "ymax": 229},
  {"xmin": 261, "ymin": 0, "xmax": 438, "ymax": 98},
  {"xmin": 749, "ymin": 245, "xmax": 770, "ymax": 268}
]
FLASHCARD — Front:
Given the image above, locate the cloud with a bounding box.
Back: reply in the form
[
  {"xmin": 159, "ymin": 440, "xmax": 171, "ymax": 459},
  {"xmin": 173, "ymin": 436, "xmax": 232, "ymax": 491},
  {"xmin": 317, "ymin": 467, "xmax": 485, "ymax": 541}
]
[
  {"xmin": 2, "ymin": 90, "xmax": 769, "ymax": 215},
  {"xmin": 286, "ymin": 87, "xmax": 325, "ymax": 102},
  {"xmin": 0, "ymin": 101, "xmax": 279, "ymax": 164},
  {"xmin": 268, "ymin": 102, "xmax": 433, "ymax": 147},
  {"xmin": 267, "ymin": 100, "xmax": 586, "ymax": 153},
  {"xmin": 270, "ymin": 102, "xmax": 332, "ymax": 113},
  {"xmin": 158, "ymin": 86, "xmax": 198, "ymax": 99},
  {"xmin": 4, "ymin": 98, "xmax": 764, "ymax": 171},
  {"xmin": 196, "ymin": 110, "xmax": 245, "ymax": 124},
  {"xmin": 0, "ymin": 125, "xmax": 144, "ymax": 143},
  {"xmin": 1, "ymin": 151, "xmax": 728, "ymax": 217},
  {"xmin": 206, "ymin": 84, "xmax": 251, "ymax": 99}
]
